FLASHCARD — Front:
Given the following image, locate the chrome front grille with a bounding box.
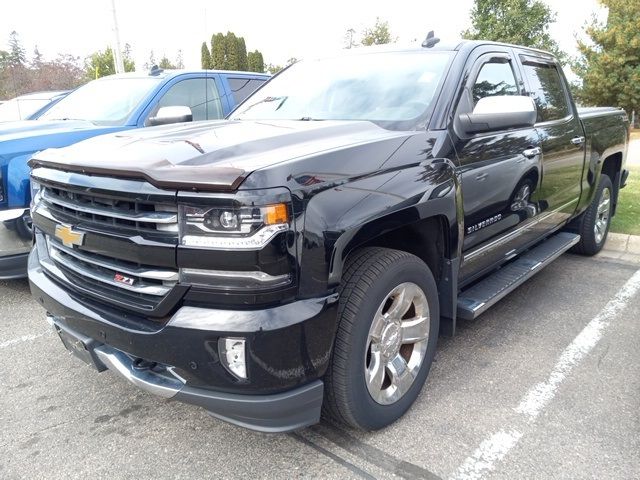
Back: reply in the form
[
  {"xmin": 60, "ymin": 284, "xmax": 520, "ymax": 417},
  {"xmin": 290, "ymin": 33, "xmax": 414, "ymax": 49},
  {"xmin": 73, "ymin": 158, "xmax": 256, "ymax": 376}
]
[
  {"xmin": 30, "ymin": 168, "xmax": 182, "ymax": 315},
  {"xmin": 35, "ymin": 183, "xmax": 178, "ymax": 235}
]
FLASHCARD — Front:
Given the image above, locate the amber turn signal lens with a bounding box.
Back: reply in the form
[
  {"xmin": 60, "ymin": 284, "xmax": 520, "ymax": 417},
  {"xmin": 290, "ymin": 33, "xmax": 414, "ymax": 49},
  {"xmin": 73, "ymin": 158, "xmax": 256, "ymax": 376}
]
[{"xmin": 265, "ymin": 203, "xmax": 289, "ymax": 225}]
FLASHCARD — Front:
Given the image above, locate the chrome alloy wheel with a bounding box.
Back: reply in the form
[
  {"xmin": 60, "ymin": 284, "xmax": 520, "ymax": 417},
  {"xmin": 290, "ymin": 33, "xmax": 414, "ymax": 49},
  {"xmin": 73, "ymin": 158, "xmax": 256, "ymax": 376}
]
[
  {"xmin": 594, "ymin": 187, "xmax": 611, "ymax": 245},
  {"xmin": 364, "ymin": 282, "xmax": 430, "ymax": 405}
]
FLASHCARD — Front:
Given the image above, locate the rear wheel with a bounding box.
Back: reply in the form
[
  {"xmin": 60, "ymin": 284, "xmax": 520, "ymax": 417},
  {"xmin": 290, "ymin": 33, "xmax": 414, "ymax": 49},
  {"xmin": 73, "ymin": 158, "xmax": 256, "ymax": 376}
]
[
  {"xmin": 571, "ymin": 174, "xmax": 613, "ymax": 256},
  {"xmin": 323, "ymin": 247, "xmax": 439, "ymax": 430}
]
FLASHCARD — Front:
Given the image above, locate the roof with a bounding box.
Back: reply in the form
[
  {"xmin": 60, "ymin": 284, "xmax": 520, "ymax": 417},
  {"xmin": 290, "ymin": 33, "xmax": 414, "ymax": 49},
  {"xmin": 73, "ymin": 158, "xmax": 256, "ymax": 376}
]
[
  {"xmin": 100, "ymin": 69, "xmax": 271, "ymax": 81},
  {"xmin": 305, "ymin": 39, "xmax": 557, "ymax": 60}
]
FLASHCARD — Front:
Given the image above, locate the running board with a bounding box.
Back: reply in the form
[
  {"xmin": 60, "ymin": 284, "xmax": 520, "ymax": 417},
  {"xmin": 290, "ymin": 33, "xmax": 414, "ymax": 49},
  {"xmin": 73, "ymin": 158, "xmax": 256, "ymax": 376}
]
[{"xmin": 457, "ymin": 232, "xmax": 580, "ymax": 320}]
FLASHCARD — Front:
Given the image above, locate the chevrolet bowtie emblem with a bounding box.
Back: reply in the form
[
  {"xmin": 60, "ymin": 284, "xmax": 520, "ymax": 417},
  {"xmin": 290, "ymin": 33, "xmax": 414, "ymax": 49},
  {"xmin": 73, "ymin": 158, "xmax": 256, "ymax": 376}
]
[{"xmin": 54, "ymin": 225, "xmax": 85, "ymax": 248}]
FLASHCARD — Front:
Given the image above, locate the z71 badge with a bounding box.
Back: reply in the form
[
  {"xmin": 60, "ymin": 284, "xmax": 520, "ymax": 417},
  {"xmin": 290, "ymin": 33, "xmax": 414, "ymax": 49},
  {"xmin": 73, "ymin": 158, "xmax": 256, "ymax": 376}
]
[{"xmin": 114, "ymin": 273, "xmax": 135, "ymax": 286}]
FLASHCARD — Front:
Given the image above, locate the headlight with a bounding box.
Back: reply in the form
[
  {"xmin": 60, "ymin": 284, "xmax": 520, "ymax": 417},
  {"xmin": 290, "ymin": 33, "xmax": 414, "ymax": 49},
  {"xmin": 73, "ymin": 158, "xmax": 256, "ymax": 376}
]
[
  {"xmin": 177, "ymin": 188, "xmax": 296, "ymax": 293},
  {"xmin": 178, "ymin": 188, "xmax": 291, "ymax": 250}
]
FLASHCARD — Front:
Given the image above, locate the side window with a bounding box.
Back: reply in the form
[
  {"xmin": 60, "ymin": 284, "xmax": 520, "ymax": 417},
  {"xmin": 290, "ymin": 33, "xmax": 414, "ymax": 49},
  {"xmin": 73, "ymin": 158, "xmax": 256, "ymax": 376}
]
[
  {"xmin": 522, "ymin": 63, "xmax": 569, "ymax": 122},
  {"xmin": 227, "ymin": 78, "xmax": 266, "ymax": 105},
  {"xmin": 152, "ymin": 78, "xmax": 223, "ymax": 122},
  {"xmin": 472, "ymin": 61, "xmax": 518, "ymax": 105}
]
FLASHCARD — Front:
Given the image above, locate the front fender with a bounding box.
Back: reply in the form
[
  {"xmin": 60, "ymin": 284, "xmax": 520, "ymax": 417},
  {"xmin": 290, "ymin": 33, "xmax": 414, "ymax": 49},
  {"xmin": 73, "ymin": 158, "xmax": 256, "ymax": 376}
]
[
  {"xmin": 6, "ymin": 153, "xmax": 34, "ymax": 209},
  {"xmin": 297, "ymin": 158, "xmax": 462, "ymax": 297}
]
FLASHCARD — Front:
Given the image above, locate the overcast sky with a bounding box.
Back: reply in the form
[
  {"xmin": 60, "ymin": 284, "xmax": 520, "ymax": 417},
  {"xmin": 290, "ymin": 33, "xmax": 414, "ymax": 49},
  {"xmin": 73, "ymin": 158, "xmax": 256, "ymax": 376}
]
[{"xmin": 1, "ymin": 0, "xmax": 605, "ymax": 70}]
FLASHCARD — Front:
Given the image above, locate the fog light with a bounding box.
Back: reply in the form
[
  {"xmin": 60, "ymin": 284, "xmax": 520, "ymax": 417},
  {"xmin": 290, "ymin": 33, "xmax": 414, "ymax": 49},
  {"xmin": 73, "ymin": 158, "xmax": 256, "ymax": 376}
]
[{"xmin": 219, "ymin": 337, "xmax": 247, "ymax": 380}]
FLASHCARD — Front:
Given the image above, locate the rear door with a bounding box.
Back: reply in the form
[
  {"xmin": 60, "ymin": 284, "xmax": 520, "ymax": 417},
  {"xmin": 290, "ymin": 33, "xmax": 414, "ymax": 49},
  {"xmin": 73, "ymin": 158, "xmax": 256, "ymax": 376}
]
[
  {"xmin": 451, "ymin": 48, "xmax": 544, "ymax": 282},
  {"xmin": 223, "ymin": 76, "xmax": 268, "ymax": 107},
  {"xmin": 517, "ymin": 54, "xmax": 586, "ymax": 224}
]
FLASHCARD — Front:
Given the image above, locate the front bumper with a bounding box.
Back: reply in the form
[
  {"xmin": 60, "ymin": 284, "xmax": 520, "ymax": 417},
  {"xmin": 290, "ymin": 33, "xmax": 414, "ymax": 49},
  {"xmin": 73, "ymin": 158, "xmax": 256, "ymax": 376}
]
[{"xmin": 29, "ymin": 248, "xmax": 339, "ymax": 432}]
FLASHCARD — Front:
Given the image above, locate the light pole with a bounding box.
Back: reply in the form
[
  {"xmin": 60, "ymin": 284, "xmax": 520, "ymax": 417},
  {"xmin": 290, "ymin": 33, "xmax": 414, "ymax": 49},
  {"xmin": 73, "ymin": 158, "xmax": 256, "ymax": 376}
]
[{"xmin": 110, "ymin": 0, "xmax": 125, "ymax": 73}]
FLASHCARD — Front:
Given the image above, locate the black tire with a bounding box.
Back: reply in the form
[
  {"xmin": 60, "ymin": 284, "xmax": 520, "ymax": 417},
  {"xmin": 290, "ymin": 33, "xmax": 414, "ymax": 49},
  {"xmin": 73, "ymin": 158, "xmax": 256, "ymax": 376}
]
[
  {"xmin": 570, "ymin": 174, "xmax": 613, "ymax": 256},
  {"xmin": 323, "ymin": 247, "xmax": 439, "ymax": 430}
]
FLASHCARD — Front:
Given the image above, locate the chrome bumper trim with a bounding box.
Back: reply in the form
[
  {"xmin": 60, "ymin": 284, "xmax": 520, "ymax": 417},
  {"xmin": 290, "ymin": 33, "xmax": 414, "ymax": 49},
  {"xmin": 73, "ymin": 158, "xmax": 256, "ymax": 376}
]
[{"xmin": 94, "ymin": 345, "xmax": 184, "ymax": 399}]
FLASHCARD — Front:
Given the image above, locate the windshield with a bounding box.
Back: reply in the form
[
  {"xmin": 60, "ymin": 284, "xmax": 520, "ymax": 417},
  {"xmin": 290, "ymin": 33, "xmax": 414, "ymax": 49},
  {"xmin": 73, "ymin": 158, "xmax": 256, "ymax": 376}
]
[
  {"xmin": 234, "ymin": 51, "xmax": 453, "ymax": 128},
  {"xmin": 0, "ymin": 98, "xmax": 51, "ymax": 122},
  {"xmin": 39, "ymin": 77, "xmax": 161, "ymax": 125}
]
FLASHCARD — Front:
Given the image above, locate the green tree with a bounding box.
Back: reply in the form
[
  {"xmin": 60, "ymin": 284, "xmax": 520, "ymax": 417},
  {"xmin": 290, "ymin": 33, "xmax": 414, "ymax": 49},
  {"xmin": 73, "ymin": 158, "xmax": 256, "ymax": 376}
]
[
  {"xmin": 361, "ymin": 18, "xmax": 394, "ymax": 46},
  {"xmin": 211, "ymin": 33, "xmax": 226, "ymax": 69},
  {"xmin": 8, "ymin": 31, "xmax": 26, "ymax": 66},
  {"xmin": 247, "ymin": 50, "xmax": 264, "ymax": 72},
  {"xmin": 205, "ymin": 32, "xmax": 265, "ymax": 71},
  {"xmin": 463, "ymin": 0, "xmax": 563, "ymax": 60},
  {"xmin": 236, "ymin": 37, "xmax": 249, "ymax": 71},
  {"xmin": 201, "ymin": 42, "xmax": 211, "ymax": 69},
  {"xmin": 158, "ymin": 55, "xmax": 176, "ymax": 69},
  {"xmin": 225, "ymin": 32, "xmax": 239, "ymax": 70},
  {"xmin": 85, "ymin": 46, "xmax": 135, "ymax": 80},
  {"xmin": 575, "ymin": 0, "xmax": 640, "ymax": 116}
]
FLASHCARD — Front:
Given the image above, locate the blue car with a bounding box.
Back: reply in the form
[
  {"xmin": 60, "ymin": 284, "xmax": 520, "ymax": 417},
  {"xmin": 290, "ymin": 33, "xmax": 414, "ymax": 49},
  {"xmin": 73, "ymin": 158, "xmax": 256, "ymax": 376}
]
[{"xmin": 0, "ymin": 67, "xmax": 269, "ymax": 278}]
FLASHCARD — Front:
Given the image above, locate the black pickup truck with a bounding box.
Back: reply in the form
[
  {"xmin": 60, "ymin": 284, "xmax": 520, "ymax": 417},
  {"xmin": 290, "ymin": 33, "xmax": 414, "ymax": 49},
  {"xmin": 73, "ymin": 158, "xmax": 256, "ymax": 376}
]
[{"xmin": 27, "ymin": 39, "xmax": 629, "ymax": 432}]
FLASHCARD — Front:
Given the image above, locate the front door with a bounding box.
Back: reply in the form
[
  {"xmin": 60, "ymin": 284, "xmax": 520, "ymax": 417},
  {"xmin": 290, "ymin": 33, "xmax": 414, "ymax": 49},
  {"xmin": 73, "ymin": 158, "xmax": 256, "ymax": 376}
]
[{"xmin": 451, "ymin": 49, "xmax": 544, "ymax": 283}]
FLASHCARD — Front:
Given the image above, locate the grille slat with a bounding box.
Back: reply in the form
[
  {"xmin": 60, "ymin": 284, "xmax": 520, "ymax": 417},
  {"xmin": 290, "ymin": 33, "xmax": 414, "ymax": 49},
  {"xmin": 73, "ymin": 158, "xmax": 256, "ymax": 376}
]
[{"xmin": 41, "ymin": 187, "xmax": 177, "ymax": 226}]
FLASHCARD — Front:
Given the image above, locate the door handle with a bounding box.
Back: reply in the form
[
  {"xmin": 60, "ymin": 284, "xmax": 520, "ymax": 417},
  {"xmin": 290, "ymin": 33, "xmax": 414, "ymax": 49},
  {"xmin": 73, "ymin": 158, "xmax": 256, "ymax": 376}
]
[
  {"xmin": 475, "ymin": 172, "xmax": 488, "ymax": 181},
  {"xmin": 522, "ymin": 147, "xmax": 542, "ymax": 158},
  {"xmin": 571, "ymin": 136, "xmax": 585, "ymax": 145}
]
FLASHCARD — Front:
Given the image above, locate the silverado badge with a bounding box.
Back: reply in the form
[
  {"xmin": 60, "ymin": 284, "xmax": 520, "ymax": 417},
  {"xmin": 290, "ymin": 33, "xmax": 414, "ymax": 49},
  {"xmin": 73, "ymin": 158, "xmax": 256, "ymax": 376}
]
[{"xmin": 54, "ymin": 225, "xmax": 85, "ymax": 248}]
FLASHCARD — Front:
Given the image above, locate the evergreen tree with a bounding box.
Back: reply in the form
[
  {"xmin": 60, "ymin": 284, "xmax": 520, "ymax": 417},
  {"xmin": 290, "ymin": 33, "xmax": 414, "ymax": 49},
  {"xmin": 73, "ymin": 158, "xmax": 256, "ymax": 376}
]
[
  {"xmin": 225, "ymin": 32, "xmax": 239, "ymax": 70},
  {"xmin": 247, "ymin": 50, "xmax": 265, "ymax": 73},
  {"xmin": 237, "ymin": 37, "xmax": 248, "ymax": 71},
  {"xmin": 211, "ymin": 33, "xmax": 226, "ymax": 69},
  {"xmin": 201, "ymin": 42, "xmax": 211, "ymax": 69},
  {"xmin": 8, "ymin": 31, "xmax": 26, "ymax": 66}
]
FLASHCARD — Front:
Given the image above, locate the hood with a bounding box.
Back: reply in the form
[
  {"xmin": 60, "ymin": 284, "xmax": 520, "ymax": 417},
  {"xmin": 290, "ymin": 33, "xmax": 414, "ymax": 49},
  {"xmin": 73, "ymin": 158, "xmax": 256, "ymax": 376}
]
[
  {"xmin": 0, "ymin": 120, "xmax": 125, "ymax": 157},
  {"xmin": 30, "ymin": 120, "xmax": 411, "ymax": 191},
  {"xmin": 0, "ymin": 120, "xmax": 100, "ymax": 139}
]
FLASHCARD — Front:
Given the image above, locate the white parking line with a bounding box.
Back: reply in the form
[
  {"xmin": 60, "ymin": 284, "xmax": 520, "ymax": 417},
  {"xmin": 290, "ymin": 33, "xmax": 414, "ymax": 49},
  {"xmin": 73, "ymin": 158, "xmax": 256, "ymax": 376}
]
[
  {"xmin": 451, "ymin": 268, "xmax": 640, "ymax": 480},
  {"xmin": 453, "ymin": 430, "xmax": 523, "ymax": 480},
  {"xmin": 0, "ymin": 332, "xmax": 49, "ymax": 349}
]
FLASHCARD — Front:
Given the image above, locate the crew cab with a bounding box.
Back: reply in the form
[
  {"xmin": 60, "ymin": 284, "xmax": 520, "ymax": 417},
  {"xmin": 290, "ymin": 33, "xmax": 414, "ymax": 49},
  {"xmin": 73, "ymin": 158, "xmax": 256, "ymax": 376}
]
[
  {"xmin": 0, "ymin": 68, "xmax": 269, "ymax": 279},
  {"xmin": 27, "ymin": 39, "xmax": 629, "ymax": 432}
]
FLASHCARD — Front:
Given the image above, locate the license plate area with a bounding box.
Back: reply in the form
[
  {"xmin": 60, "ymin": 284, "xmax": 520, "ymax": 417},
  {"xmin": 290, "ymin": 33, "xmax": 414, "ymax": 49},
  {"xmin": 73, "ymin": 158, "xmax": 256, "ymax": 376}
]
[{"xmin": 54, "ymin": 322, "xmax": 107, "ymax": 372}]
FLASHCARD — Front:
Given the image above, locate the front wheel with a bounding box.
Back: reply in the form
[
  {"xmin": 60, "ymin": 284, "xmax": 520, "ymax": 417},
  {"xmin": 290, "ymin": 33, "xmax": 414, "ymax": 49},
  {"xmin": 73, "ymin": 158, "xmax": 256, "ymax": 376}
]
[
  {"xmin": 323, "ymin": 247, "xmax": 439, "ymax": 430},
  {"xmin": 571, "ymin": 174, "xmax": 613, "ymax": 256}
]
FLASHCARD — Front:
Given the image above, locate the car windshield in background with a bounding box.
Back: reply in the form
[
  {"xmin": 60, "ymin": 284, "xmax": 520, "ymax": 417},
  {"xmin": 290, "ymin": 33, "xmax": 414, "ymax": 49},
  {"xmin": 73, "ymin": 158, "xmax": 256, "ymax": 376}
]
[
  {"xmin": 39, "ymin": 77, "xmax": 161, "ymax": 125},
  {"xmin": 234, "ymin": 51, "xmax": 453, "ymax": 128},
  {"xmin": 0, "ymin": 97, "xmax": 51, "ymax": 122}
]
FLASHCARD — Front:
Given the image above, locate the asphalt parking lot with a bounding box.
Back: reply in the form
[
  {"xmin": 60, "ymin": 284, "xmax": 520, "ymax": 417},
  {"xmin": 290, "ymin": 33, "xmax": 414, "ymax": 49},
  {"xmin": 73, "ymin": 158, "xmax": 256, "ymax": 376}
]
[{"xmin": 1, "ymin": 252, "xmax": 639, "ymax": 479}]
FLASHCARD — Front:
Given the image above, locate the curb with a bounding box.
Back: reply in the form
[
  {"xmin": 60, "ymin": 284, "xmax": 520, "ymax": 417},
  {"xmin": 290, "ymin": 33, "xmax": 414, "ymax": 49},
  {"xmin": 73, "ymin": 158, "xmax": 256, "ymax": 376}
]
[{"xmin": 597, "ymin": 232, "xmax": 640, "ymax": 264}]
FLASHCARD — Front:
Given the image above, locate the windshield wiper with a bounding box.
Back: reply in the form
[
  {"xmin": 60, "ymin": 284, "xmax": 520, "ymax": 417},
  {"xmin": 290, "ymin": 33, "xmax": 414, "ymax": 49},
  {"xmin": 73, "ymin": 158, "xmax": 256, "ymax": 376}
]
[{"xmin": 298, "ymin": 117, "xmax": 324, "ymax": 121}]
